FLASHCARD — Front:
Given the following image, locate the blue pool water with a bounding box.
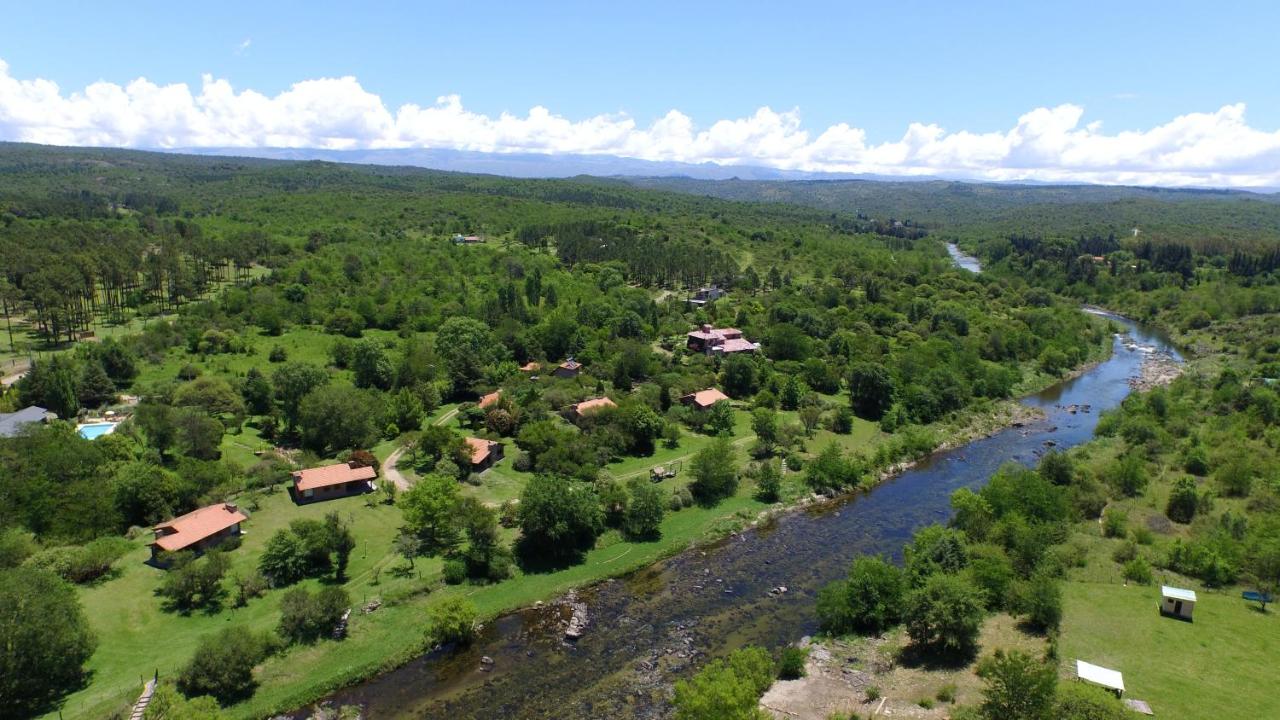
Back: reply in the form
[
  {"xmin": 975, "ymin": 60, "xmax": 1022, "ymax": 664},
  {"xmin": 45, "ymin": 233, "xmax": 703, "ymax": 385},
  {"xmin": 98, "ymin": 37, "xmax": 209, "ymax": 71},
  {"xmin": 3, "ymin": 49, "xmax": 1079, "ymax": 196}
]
[{"xmin": 78, "ymin": 422, "xmax": 118, "ymax": 440}]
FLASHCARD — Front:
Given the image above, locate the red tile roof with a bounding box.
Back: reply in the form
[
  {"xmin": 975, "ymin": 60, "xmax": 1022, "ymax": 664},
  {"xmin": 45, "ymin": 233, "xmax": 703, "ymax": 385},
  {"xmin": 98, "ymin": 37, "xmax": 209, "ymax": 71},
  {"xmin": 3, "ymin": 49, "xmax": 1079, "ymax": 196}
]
[
  {"xmin": 558, "ymin": 359, "xmax": 582, "ymax": 371},
  {"xmin": 152, "ymin": 503, "xmax": 247, "ymax": 553},
  {"xmin": 572, "ymin": 396, "xmax": 617, "ymax": 415},
  {"xmin": 292, "ymin": 462, "xmax": 377, "ymax": 492},
  {"xmin": 520, "ymin": 361, "xmax": 541, "ymax": 372},
  {"xmin": 714, "ymin": 337, "xmax": 760, "ymax": 353},
  {"xmin": 465, "ymin": 436, "xmax": 499, "ymax": 465},
  {"xmin": 683, "ymin": 388, "xmax": 730, "ymax": 408},
  {"xmin": 479, "ymin": 390, "xmax": 502, "ymax": 409}
]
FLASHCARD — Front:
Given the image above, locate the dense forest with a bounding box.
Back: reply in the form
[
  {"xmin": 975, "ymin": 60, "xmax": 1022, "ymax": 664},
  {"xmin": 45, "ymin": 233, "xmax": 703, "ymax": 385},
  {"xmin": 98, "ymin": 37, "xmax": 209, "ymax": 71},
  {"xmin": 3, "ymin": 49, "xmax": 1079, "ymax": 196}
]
[{"xmin": 0, "ymin": 144, "xmax": 1276, "ymax": 720}]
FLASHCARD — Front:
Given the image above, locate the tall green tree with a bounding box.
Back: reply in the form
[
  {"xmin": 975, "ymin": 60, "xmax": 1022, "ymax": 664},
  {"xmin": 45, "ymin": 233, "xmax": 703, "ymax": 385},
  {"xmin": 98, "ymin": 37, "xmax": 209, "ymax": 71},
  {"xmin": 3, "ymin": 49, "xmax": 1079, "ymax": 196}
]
[
  {"xmin": 0, "ymin": 567, "xmax": 97, "ymax": 717},
  {"xmin": 435, "ymin": 317, "xmax": 495, "ymax": 395},
  {"xmin": 690, "ymin": 436, "xmax": 739, "ymax": 505}
]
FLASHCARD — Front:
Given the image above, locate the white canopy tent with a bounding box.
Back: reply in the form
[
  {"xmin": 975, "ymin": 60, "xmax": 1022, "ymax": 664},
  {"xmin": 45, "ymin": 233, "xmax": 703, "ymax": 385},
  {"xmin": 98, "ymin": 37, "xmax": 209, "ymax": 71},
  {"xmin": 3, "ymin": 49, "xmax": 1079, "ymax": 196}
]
[{"xmin": 1076, "ymin": 660, "xmax": 1125, "ymax": 695}]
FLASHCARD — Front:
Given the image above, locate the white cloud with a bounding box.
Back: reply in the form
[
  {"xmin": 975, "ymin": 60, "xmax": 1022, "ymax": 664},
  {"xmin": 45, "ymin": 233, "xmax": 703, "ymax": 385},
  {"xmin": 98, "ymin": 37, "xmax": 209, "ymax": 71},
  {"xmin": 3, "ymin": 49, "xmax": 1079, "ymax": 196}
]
[
  {"xmin": 235, "ymin": 38, "xmax": 252, "ymax": 56},
  {"xmin": 0, "ymin": 59, "xmax": 1277, "ymax": 187}
]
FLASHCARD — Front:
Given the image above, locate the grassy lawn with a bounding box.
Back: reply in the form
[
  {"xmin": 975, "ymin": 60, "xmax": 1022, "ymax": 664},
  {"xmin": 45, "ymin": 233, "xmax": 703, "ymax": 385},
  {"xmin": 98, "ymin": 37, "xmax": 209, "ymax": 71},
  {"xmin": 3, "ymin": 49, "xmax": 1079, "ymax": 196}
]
[
  {"xmin": 1059, "ymin": 581, "xmax": 1280, "ymax": 719},
  {"xmin": 51, "ymin": 489, "xmax": 407, "ymax": 720},
  {"xmin": 133, "ymin": 326, "xmax": 402, "ymax": 388}
]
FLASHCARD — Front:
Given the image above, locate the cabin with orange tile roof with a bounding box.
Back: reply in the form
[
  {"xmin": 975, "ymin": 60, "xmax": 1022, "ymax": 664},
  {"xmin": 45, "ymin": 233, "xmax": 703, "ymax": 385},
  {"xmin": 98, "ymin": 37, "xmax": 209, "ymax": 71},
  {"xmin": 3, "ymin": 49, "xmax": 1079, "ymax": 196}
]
[
  {"xmin": 465, "ymin": 436, "xmax": 504, "ymax": 470},
  {"xmin": 681, "ymin": 388, "xmax": 731, "ymax": 411},
  {"xmin": 291, "ymin": 461, "xmax": 377, "ymax": 504},
  {"xmin": 149, "ymin": 503, "xmax": 247, "ymax": 564}
]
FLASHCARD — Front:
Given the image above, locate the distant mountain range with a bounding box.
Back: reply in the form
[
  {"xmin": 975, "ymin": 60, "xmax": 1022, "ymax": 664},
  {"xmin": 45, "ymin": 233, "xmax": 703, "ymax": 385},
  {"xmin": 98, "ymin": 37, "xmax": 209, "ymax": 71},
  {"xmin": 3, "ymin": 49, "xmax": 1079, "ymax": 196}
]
[
  {"xmin": 170, "ymin": 146, "xmax": 1280, "ymax": 195},
  {"xmin": 167, "ymin": 146, "xmax": 981, "ymax": 184}
]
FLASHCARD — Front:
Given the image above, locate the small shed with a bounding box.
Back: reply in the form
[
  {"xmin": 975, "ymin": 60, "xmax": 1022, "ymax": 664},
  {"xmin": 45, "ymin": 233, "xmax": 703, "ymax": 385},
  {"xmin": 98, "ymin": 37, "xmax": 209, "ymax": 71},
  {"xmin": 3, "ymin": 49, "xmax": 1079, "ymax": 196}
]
[
  {"xmin": 1161, "ymin": 585, "xmax": 1197, "ymax": 620},
  {"xmin": 553, "ymin": 358, "xmax": 582, "ymax": 379},
  {"xmin": 1076, "ymin": 660, "xmax": 1124, "ymax": 697}
]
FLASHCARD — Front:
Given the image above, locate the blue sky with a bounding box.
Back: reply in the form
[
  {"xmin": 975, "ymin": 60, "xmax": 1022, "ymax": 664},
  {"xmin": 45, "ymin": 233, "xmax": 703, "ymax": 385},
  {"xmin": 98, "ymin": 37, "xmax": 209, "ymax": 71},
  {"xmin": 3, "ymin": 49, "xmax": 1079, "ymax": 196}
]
[{"xmin": 2, "ymin": 1, "xmax": 1278, "ymax": 186}]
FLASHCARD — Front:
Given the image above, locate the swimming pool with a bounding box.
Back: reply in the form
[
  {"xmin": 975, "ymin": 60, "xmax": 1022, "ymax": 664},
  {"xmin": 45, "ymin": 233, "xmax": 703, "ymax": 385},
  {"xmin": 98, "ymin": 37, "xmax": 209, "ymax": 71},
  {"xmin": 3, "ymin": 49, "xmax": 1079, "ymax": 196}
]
[{"xmin": 77, "ymin": 422, "xmax": 118, "ymax": 440}]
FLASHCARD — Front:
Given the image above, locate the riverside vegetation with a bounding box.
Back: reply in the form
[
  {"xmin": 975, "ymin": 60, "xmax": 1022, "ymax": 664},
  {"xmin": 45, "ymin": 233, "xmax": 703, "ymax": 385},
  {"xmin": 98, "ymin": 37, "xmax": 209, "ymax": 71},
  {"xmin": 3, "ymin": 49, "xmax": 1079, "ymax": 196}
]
[
  {"xmin": 690, "ymin": 218, "xmax": 1280, "ymax": 719},
  {"xmin": 0, "ymin": 143, "xmax": 1275, "ymax": 719}
]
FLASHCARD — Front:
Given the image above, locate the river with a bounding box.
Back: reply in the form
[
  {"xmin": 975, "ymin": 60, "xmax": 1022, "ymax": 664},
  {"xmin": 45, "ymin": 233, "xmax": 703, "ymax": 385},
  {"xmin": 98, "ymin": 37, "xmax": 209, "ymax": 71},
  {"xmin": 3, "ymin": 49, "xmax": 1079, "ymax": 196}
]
[
  {"xmin": 297, "ymin": 293, "xmax": 1179, "ymax": 719},
  {"xmin": 946, "ymin": 242, "xmax": 982, "ymax": 272}
]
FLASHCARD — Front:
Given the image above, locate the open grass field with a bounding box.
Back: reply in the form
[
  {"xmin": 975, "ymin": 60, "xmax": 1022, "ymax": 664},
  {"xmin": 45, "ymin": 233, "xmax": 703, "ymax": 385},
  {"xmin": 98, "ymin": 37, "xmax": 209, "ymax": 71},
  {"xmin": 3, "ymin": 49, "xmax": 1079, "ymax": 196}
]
[
  {"xmin": 51, "ymin": 489, "xmax": 407, "ymax": 720},
  {"xmin": 132, "ymin": 326, "xmax": 402, "ymax": 389},
  {"xmin": 1059, "ymin": 580, "xmax": 1280, "ymax": 719}
]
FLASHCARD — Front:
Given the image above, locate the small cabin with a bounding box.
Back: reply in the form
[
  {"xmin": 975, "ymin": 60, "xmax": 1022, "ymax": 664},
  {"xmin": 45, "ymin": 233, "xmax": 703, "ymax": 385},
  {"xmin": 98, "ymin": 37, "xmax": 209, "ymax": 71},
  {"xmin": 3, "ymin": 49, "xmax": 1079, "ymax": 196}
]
[
  {"xmin": 686, "ymin": 325, "xmax": 760, "ymax": 355},
  {"xmin": 1161, "ymin": 585, "xmax": 1197, "ymax": 620},
  {"xmin": 150, "ymin": 503, "xmax": 247, "ymax": 565},
  {"xmin": 567, "ymin": 396, "xmax": 616, "ymax": 421},
  {"xmin": 553, "ymin": 358, "xmax": 582, "ymax": 379},
  {"xmin": 465, "ymin": 437, "xmax": 504, "ymax": 471},
  {"xmin": 478, "ymin": 389, "xmax": 502, "ymax": 409},
  {"xmin": 292, "ymin": 461, "xmax": 377, "ymax": 504},
  {"xmin": 681, "ymin": 388, "xmax": 730, "ymax": 411},
  {"xmin": 687, "ymin": 285, "xmax": 727, "ymax": 306}
]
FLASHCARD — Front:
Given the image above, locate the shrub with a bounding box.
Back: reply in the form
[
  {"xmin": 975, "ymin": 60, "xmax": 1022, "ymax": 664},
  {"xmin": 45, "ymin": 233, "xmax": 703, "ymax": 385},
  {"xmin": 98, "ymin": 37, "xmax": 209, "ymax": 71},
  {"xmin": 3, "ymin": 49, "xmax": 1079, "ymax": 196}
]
[
  {"xmin": 903, "ymin": 573, "xmax": 985, "ymax": 656},
  {"xmin": 976, "ymin": 649, "xmax": 1056, "ymax": 720},
  {"xmin": 673, "ymin": 646, "xmax": 774, "ymax": 720},
  {"xmin": 157, "ymin": 551, "xmax": 231, "ymax": 611},
  {"xmin": 177, "ymin": 626, "xmax": 269, "ymax": 704},
  {"xmin": 1101, "ymin": 508, "xmax": 1127, "ymax": 538},
  {"xmin": 623, "ymin": 479, "xmax": 666, "ymax": 540},
  {"xmin": 268, "ymin": 345, "xmax": 288, "ymax": 362},
  {"xmin": 936, "ymin": 683, "xmax": 957, "ymax": 703},
  {"xmin": 689, "ymin": 437, "xmax": 740, "ymax": 504},
  {"xmin": 24, "ymin": 536, "xmax": 131, "ymax": 584},
  {"xmin": 442, "ymin": 558, "xmax": 467, "ymax": 585},
  {"xmin": 777, "ymin": 646, "xmax": 808, "ymax": 680},
  {"xmin": 917, "ymin": 698, "xmax": 935, "ymax": 709},
  {"xmin": 233, "ymin": 570, "xmax": 268, "ymax": 607},
  {"xmin": 1054, "ymin": 681, "xmax": 1128, "ymax": 719},
  {"xmin": 426, "ymin": 597, "xmax": 477, "ymax": 646},
  {"xmin": 865, "ymin": 686, "xmax": 882, "ymax": 702},
  {"xmin": 1123, "ymin": 557, "xmax": 1153, "ymax": 585},
  {"xmin": 278, "ymin": 586, "xmax": 350, "ymax": 644},
  {"xmin": 1166, "ymin": 477, "xmax": 1200, "ymax": 523},
  {"xmin": 816, "ymin": 556, "xmax": 904, "ymax": 634},
  {"xmin": 1112, "ymin": 541, "xmax": 1138, "ymax": 564},
  {"xmin": 0, "ymin": 527, "xmax": 37, "ymax": 569},
  {"xmin": 753, "ymin": 460, "xmax": 782, "ymax": 503},
  {"xmin": 512, "ymin": 452, "xmax": 533, "ymax": 472},
  {"xmin": 1012, "ymin": 573, "xmax": 1063, "ymax": 633}
]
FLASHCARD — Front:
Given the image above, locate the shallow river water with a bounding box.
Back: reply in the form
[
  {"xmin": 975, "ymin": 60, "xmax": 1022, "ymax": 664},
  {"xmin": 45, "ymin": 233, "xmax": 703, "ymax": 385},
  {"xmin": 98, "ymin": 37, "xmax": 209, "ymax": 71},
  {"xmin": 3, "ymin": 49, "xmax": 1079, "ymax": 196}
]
[{"xmin": 299, "ymin": 310, "xmax": 1178, "ymax": 719}]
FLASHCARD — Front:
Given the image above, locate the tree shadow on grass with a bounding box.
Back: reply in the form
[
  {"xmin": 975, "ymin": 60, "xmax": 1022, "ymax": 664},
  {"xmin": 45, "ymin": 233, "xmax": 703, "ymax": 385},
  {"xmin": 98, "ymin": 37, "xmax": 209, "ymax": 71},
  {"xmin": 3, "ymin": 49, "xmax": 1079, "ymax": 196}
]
[
  {"xmin": 895, "ymin": 642, "xmax": 978, "ymax": 672},
  {"xmin": 19, "ymin": 668, "xmax": 95, "ymax": 720},
  {"xmin": 515, "ymin": 537, "xmax": 589, "ymax": 574}
]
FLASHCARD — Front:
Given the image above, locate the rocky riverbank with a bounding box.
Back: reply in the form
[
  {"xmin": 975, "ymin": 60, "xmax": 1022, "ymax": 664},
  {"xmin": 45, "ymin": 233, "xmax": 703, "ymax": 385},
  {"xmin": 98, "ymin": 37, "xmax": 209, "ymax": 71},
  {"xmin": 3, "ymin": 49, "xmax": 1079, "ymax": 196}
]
[{"xmin": 1129, "ymin": 348, "xmax": 1183, "ymax": 392}]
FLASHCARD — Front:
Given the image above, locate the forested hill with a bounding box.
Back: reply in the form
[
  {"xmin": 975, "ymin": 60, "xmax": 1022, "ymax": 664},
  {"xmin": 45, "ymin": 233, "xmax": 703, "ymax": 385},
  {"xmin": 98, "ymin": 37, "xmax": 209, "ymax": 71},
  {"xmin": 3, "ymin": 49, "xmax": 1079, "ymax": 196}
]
[{"xmin": 616, "ymin": 176, "xmax": 1280, "ymax": 246}]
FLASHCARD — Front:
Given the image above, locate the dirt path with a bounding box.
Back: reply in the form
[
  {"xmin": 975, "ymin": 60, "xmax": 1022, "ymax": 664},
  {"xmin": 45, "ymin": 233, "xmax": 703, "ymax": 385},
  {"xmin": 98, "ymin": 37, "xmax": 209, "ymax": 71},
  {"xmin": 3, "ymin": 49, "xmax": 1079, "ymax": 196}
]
[
  {"xmin": 1, "ymin": 358, "xmax": 30, "ymax": 387},
  {"xmin": 383, "ymin": 447, "xmax": 411, "ymax": 492},
  {"xmin": 383, "ymin": 405, "xmax": 461, "ymax": 492}
]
